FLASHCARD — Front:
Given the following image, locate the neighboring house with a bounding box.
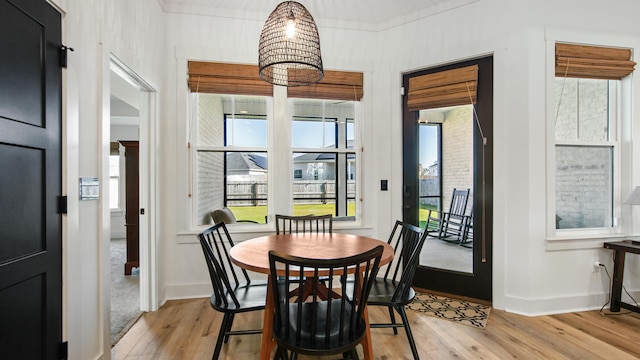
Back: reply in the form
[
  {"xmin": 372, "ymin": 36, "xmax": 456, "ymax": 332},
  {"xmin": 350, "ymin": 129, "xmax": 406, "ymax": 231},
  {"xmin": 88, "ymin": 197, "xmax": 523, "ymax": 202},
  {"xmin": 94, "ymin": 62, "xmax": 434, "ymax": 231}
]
[
  {"xmin": 424, "ymin": 161, "xmax": 438, "ymax": 177},
  {"xmin": 226, "ymin": 152, "xmax": 355, "ymax": 182},
  {"xmin": 292, "ymin": 152, "xmax": 337, "ymax": 180},
  {"xmin": 226, "ymin": 152, "xmax": 268, "ymax": 181}
]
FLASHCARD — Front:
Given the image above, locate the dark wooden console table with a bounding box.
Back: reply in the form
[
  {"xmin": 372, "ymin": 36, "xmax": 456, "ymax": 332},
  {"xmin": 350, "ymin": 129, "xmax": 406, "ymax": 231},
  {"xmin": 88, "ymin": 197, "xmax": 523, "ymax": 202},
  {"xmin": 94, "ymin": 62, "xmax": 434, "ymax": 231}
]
[{"xmin": 603, "ymin": 240, "xmax": 640, "ymax": 313}]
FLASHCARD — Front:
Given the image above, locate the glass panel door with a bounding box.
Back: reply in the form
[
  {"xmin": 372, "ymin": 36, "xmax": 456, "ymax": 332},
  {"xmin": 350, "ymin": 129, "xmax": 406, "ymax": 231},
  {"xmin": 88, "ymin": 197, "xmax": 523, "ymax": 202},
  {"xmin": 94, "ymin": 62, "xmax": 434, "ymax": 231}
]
[
  {"xmin": 403, "ymin": 56, "xmax": 493, "ymax": 301},
  {"xmin": 418, "ymin": 106, "xmax": 474, "ymax": 274}
]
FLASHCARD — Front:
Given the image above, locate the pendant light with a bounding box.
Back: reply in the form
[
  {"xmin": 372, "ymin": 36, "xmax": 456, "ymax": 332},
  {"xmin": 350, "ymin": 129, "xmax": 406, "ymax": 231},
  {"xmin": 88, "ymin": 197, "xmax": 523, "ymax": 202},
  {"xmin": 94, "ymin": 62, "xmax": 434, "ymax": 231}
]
[{"xmin": 258, "ymin": 1, "xmax": 324, "ymax": 87}]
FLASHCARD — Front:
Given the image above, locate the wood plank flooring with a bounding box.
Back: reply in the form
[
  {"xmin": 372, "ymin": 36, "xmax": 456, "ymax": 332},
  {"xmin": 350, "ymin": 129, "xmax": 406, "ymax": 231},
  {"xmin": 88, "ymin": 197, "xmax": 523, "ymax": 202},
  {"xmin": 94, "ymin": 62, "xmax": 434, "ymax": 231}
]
[{"xmin": 112, "ymin": 291, "xmax": 640, "ymax": 360}]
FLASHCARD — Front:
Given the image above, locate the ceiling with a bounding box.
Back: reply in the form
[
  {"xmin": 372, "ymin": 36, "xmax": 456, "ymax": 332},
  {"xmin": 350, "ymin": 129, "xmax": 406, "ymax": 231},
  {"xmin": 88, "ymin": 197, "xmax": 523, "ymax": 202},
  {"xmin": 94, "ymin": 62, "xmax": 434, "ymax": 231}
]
[
  {"xmin": 110, "ymin": 70, "xmax": 140, "ymax": 126},
  {"xmin": 159, "ymin": 0, "xmax": 479, "ymax": 31}
]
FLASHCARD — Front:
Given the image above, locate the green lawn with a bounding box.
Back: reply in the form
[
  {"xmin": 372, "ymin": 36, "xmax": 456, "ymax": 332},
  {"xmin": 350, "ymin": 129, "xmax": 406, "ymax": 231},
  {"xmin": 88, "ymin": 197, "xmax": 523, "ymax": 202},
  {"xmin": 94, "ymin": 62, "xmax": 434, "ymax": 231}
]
[
  {"xmin": 229, "ymin": 203, "xmax": 356, "ymax": 223},
  {"xmin": 419, "ymin": 204, "xmax": 438, "ymax": 229},
  {"xmin": 230, "ymin": 203, "xmax": 436, "ymax": 225}
]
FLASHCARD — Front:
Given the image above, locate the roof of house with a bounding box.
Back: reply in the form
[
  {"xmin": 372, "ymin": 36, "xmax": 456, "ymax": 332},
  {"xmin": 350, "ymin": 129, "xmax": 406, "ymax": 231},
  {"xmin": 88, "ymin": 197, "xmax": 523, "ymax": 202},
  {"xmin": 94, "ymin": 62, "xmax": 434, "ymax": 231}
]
[{"xmin": 227, "ymin": 152, "xmax": 267, "ymax": 172}]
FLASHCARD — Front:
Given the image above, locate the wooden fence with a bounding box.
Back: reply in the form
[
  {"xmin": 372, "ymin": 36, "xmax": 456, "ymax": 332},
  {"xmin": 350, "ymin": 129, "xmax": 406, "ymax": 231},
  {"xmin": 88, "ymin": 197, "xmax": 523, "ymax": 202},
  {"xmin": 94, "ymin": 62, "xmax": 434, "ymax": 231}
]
[{"xmin": 226, "ymin": 180, "xmax": 355, "ymax": 206}]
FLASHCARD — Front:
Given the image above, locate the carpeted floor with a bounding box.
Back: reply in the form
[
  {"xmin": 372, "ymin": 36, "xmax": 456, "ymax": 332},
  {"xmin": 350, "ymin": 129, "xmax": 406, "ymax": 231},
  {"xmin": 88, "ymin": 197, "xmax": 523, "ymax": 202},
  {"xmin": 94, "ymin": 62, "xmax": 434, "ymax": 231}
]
[
  {"xmin": 111, "ymin": 238, "xmax": 142, "ymax": 345},
  {"xmin": 406, "ymin": 292, "xmax": 491, "ymax": 329}
]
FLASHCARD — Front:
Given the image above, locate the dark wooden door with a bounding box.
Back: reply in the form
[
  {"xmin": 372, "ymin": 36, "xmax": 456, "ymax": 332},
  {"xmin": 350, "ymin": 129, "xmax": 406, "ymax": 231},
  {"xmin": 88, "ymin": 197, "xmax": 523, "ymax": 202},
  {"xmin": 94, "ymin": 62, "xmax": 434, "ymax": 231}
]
[
  {"xmin": 403, "ymin": 56, "xmax": 493, "ymax": 301},
  {"xmin": 0, "ymin": 0, "xmax": 63, "ymax": 358},
  {"xmin": 120, "ymin": 141, "xmax": 139, "ymax": 275}
]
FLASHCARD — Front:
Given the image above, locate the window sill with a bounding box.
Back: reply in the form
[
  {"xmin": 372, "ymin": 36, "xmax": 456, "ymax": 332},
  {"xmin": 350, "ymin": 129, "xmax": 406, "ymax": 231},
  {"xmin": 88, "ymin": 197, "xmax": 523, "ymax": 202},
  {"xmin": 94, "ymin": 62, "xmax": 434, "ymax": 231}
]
[
  {"xmin": 545, "ymin": 234, "xmax": 637, "ymax": 250},
  {"xmin": 178, "ymin": 221, "xmax": 372, "ymax": 244}
]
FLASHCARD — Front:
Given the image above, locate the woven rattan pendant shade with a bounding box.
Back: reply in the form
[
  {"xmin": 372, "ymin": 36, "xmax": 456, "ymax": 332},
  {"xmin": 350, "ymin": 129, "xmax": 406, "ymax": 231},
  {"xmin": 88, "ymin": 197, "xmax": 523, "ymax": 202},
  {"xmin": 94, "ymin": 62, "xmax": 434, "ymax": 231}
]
[{"xmin": 258, "ymin": 1, "xmax": 324, "ymax": 87}]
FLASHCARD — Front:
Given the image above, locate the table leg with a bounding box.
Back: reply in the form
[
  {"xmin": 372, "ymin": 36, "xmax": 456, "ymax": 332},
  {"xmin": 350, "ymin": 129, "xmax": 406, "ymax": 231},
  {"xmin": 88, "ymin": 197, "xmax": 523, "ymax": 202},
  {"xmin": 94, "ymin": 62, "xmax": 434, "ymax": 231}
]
[
  {"xmin": 260, "ymin": 275, "xmax": 276, "ymax": 360},
  {"xmin": 355, "ymin": 271, "xmax": 373, "ymax": 360},
  {"xmin": 361, "ymin": 305, "xmax": 373, "ymax": 360},
  {"xmin": 610, "ymin": 250, "xmax": 626, "ymax": 312}
]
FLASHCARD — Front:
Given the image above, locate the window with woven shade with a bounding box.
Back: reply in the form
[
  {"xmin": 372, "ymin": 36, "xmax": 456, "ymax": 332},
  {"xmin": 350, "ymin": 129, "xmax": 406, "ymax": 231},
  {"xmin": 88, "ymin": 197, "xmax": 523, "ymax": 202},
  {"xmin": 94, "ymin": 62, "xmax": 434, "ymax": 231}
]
[
  {"xmin": 187, "ymin": 61, "xmax": 365, "ymax": 226},
  {"xmin": 553, "ymin": 42, "xmax": 635, "ymax": 233}
]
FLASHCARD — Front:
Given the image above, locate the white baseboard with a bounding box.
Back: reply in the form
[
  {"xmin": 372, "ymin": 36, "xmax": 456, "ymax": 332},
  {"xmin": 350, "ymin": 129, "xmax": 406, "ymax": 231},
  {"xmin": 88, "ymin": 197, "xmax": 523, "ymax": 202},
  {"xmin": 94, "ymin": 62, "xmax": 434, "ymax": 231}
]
[
  {"xmin": 165, "ymin": 282, "xmax": 212, "ymax": 300},
  {"xmin": 502, "ymin": 290, "xmax": 639, "ymax": 316}
]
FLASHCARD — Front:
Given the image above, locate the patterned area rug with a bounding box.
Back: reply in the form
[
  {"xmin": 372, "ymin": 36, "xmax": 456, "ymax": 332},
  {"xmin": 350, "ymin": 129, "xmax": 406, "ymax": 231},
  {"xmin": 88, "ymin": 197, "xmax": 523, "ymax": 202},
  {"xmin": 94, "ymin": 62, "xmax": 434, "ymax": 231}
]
[{"xmin": 406, "ymin": 292, "xmax": 491, "ymax": 329}]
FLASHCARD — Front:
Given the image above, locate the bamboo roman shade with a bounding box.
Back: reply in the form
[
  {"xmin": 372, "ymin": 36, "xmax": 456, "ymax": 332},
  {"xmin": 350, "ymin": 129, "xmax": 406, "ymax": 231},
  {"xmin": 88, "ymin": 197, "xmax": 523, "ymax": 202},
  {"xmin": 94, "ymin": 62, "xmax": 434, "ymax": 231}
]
[
  {"xmin": 188, "ymin": 61, "xmax": 273, "ymax": 96},
  {"xmin": 188, "ymin": 62, "xmax": 363, "ymax": 101},
  {"xmin": 287, "ymin": 70, "xmax": 363, "ymax": 101},
  {"xmin": 407, "ymin": 65, "xmax": 478, "ymax": 112},
  {"xmin": 555, "ymin": 43, "xmax": 636, "ymax": 80}
]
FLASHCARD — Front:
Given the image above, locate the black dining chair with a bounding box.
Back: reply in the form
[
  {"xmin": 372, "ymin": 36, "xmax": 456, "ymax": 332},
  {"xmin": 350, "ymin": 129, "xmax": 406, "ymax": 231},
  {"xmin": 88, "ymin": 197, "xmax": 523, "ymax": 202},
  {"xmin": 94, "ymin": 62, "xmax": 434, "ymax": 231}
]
[
  {"xmin": 275, "ymin": 213, "xmax": 335, "ymax": 301},
  {"xmin": 275, "ymin": 213, "xmax": 333, "ymax": 234},
  {"xmin": 268, "ymin": 245, "xmax": 383, "ymax": 360},
  {"xmin": 198, "ymin": 222, "xmax": 267, "ymax": 360},
  {"xmin": 366, "ymin": 220, "xmax": 428, "ymax": 360}
]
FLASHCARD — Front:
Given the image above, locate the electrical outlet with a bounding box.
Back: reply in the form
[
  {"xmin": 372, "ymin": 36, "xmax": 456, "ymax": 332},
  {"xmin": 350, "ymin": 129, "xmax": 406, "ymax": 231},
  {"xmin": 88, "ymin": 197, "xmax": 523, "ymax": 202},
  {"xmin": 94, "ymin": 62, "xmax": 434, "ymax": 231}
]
[{"xmin": 593, "ymin": 258, "xmax": 602, "ymax": 272}]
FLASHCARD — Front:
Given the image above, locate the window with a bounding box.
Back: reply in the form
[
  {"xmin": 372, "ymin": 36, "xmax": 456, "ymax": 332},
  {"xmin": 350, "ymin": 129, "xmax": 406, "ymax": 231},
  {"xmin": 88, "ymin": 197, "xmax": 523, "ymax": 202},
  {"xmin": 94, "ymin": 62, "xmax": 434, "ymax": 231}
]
[
  {"xmin": 551, "ymin": 42, "xmax": 635, "ymax": 234},
  {"xmin": 110, "ymin": 142, "xmax": 121, "ymax": 210},
  {"xmin": 291, "ymin": 99, "xmax": 357, "ymax": 218},
  {"xmin": 555, "ymin": 78, "xmax": 616, "ymax": 230},
  {"xmin": 188, "ymin": 62, "xmax": 364, "ymax": 227},
  {"xmin": 555, "ymin": 78, "xmax": 618, "ymax": 229},
  {"xmin": 418, "ymin": 122, "xmax": 441, "ymax": 225},
  {"xmin": 195, "ymin": 94, "xmax": 269, "ymax": 225},
  {"xmin": 109, "ymin": 154, "xmax": 120, "ymax": 209}
]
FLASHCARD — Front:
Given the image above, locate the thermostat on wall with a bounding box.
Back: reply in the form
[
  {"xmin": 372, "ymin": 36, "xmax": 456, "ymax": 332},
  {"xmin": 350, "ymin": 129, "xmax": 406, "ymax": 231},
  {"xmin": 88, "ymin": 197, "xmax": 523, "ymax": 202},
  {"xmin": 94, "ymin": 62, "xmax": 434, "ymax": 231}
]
[{"xmin": 79, "ymin": 177, "xmax": 99, "ymax": 200}]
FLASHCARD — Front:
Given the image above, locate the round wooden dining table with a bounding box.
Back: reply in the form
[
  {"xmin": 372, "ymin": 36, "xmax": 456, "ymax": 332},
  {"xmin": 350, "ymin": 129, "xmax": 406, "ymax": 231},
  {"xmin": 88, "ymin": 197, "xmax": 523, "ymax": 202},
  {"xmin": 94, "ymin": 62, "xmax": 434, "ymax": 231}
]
[{"xmin": 230, "ymin": 233, "xmax": 394, "ymax": 360}]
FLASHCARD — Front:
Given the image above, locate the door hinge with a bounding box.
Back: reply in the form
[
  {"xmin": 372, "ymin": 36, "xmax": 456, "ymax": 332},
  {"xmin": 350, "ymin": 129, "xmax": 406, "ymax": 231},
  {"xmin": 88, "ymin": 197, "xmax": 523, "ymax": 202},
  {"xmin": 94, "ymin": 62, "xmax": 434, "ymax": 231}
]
[
  {"xmin": 60, "ymin": 341, "xmax": 68, "ymax": 359},
  {"xmin": 58, "ymin": 196, "xmax": 68, "ymax": 214},
  {"xmin": 60, "ymin": 45, "xmax": 74, "ymax": 68},
  {"xmin": 400, "ymin": 86, "xmax": 405, "ymax": 96}
]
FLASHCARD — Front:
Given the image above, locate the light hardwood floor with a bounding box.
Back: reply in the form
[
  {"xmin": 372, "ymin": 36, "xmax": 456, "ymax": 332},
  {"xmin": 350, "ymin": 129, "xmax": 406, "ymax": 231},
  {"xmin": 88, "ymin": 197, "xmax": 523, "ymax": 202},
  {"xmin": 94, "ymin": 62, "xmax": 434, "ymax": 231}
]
[{"xmin": 112, "ymin": 291, "xmax": 640, "ymax": 360}]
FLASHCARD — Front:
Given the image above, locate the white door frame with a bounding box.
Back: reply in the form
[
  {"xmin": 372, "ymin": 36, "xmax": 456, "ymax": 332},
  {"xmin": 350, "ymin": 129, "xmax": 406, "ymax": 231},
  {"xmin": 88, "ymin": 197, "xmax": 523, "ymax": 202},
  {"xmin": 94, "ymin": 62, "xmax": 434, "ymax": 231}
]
[{"xmin": 102, "ymin": 55, "xmax": 158, "ymax": 356}]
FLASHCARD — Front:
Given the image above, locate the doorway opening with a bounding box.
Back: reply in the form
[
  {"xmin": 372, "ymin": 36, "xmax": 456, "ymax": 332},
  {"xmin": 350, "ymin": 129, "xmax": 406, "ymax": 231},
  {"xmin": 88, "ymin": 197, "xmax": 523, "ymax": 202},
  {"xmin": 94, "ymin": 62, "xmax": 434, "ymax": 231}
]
[
  {"xmin": 107, "ymin": 57, "xmax": 157, "ymax": 345},
  {"xmin": 109, "ymin": 67, "xmax": 141, "ymax": 344}
]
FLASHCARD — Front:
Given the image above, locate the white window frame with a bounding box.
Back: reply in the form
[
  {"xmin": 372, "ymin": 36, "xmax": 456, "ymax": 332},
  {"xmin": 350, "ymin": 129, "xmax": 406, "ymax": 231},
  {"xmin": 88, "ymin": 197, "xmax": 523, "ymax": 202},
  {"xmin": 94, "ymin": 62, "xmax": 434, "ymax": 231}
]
[
  {"xmin": 109, "ymin": 151, "xmax": 123, "ymax": 213},
  {"xmin": 289, "ymin": 98, "xmax": 360, "ymax": 220},
  {"xmin": 190, "ymin": 93, "xmax": 272, "ymax": 228},
  {"xmin": 188, "ymin": 87, "xmax": 363, "ymax": 230},
  {"xmin": 545, "ymin": 35, "xmax": 634, "ymax": 244}
]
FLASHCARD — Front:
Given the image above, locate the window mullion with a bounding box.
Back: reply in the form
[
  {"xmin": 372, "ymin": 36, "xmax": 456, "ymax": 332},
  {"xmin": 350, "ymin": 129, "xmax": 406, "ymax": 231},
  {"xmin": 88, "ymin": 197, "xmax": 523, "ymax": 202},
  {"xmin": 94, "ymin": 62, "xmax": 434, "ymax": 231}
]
[{"xmin": 271, "ymin": 86, "xmax": 292, "ymax": 217}]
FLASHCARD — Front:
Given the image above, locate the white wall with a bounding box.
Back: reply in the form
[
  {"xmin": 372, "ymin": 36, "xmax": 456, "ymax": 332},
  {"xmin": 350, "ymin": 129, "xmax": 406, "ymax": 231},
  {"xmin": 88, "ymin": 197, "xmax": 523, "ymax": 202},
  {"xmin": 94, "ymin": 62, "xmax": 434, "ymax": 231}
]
[
  {"xmin": 162, "ymin": 11, "xmax": 380, "ymax": 300},
  {"xmin": 56, "ymin": 0, "xmax": 165, "ymax": 358},
  {"xmin": 376, "ymin": 0, "xmax": 640, "ymax": 314},
  {"xmin": 54, "ymin": 0, "xmax": 640, "ymax": 358},
  {"xmin": 162, "ymin": 0, "xmax": 640, "ymax": 315}
]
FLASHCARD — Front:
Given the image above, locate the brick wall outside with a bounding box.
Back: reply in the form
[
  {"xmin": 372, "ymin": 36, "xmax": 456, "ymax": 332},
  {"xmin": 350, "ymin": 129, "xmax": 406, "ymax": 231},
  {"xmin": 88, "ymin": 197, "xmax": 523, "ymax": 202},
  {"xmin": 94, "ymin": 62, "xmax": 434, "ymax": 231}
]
[
  {"xmin": 441, "ymin": 105, "xmax": 474, "ymax": 214},
  {"xmin": 555, "ymin": 78, "xmax": 612, "ymax": 229},
  {"xmin": 197, "ymin": 94, "xmax": 225, "ymax": 225}
]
